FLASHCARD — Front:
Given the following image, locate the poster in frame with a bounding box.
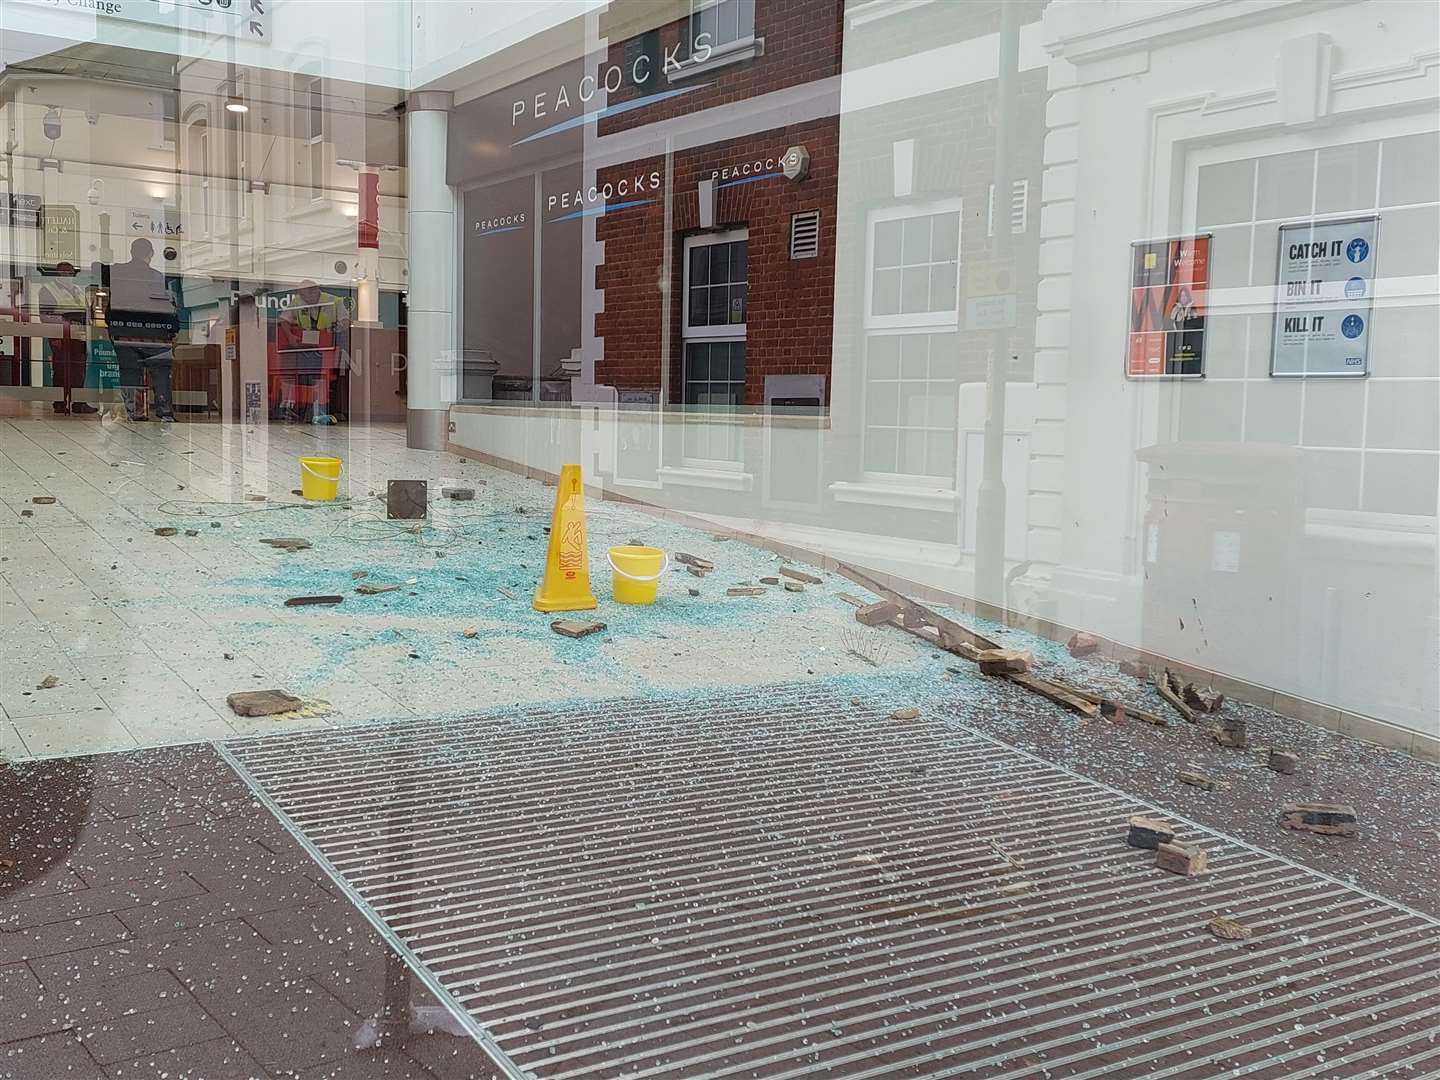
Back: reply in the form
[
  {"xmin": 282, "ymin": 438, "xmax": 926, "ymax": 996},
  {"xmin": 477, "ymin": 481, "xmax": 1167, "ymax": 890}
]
[
  {"xmin": 1124, "ymin": 233, "xmax": 1212, "ymax": 379},
  {"xmin": 1270, "ymin": 214, "xmax": 1378, "ymax": 378}
]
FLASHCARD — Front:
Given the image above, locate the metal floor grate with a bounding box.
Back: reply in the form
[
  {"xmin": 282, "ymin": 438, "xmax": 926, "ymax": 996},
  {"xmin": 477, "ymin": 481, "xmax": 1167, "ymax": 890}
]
[{"xmin": 220, "ymin": 684, "xmax": 1440, "ymax": 1080}]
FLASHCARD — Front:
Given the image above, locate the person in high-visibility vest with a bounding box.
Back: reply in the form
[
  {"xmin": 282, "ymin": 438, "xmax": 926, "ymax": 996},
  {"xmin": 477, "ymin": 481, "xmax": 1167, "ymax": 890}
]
[
  {"xmin": 278, "ymin": 279, "xmax": 352, "ymax": 424},
  {"xmin": 37, "ymin": 261, "xmax": 96, "ymax": 414}
]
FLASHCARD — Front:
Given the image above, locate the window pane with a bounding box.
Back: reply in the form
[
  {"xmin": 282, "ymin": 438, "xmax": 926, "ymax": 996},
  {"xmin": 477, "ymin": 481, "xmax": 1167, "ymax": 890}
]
[
  {"xmin": 728, "ymin": 284, "xmax": 747, "ymax": 324},
  {"xmin": 1314, "ymin": 142, "xmax": 1378, "ymax": 214},
  {"xmin": 898, "ymin": 429, "xmax": 928, "ymax": 475},
  {"xmin": 927, "ymin": 383, "xmax": 957, "ymax": 428},
  {"xmin": 1196, "ymin": 159, "xmax": 1255, "ymax": 227},
  {"xmin": 925, "ymin": 430, "xmax": 956, "ymax": 477},
  {"xmin": 690, "ymin": 245, "xmax": 710, "ymax": 285},
  {"xmin": 874, "ymin": 220, "xmax": 902, "ymax": 268},
  {"xmin": 864, "ymin": 428, "xmax": 897, "ymax": 473},
  {"xmin": 900, "ymin": 267, "xmax": 929, "ymax": 313},
  {"xmin": 721, "ymin": 0, "xmax": 739, "ymax": 44},
  {"xmin": 931, "ymin": 212, "xmax": 959, "ymax": 263},
  {"xmin": 726, "ymin": 341, "xmax": 746, "ymax": 382},
  {"xmin": 898, "ymin": 381, "xmax": 927, "ymax": 427},
  {"xmin": 1381, "ymin": 131, "xmax": 1440, "ymax": 207},
  {"xmin": 1255, "ymin": 149, "xmax": 1314, "ymax": 220},
  {"xmin": 708, "ymin": 286, "xmax": 729, "ymax": 325},
  {"xmin": 872, "ymin": 268, "xmax": 901, "ymax": 315},
  {"xmin": 689, "ymin": 286, "xmax": 708, "ymax": 326},
  {"xmin": 868, "ymin": 380, "xmax": 898, "ymax": 426},
  {"xmin": 901, "ymin": 333, "xmax": 928, "ymax": 379},
  {"xmin": 686, "ymin": 342, "xmax": 710, "ymax": 384},
  {"xmin": 929, "ymin": 263, "xmax": 957, "ymax": 311},
  {"xmin": 737, "ymin": 0, "xmax": 755, "ymax": 37},
  {"xmin": 902, "ymin": 216, "xmax": 931, "ymax": 264},
  {"xmin": 731, "ymin": 240, "xmax": 747, "ymax": 281},
  {"xmin": 928, "ymin": 333, "xmax": 958, "ymax": 378},
  {"xmin": 710, "ymin": 243, "xmax": 730, "ymax": 284},
  {"xmin": 869, "ymin": 335, "xmax": 900, "ymax": 378}
]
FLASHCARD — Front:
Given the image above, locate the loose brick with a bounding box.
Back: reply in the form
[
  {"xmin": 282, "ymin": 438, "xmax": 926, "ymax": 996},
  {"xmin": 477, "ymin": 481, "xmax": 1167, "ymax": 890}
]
[
  {"xmin": 977, "ymin": 648, "xmax": 1031, "ymax": 676},
  {"xmin": 1119, "ymin": 659, "xmax": 1150, "ymax": 678},
  {"xmin": 855, "ymin": 600, "xmax": 901, "ymax": 627},
  {"xmin": 1268, "ymin": 750, "xmax": 1298, "ymax": 775},
  {"xmin": 780, "ymin": 566, "xmax": 823, "ymax": 585},
  {"xmin": 1178, "ymin": 769, "xmax": 1222, "ymax": 791},
  {"xmin": 1066, "ymin": 632, "xmax": 1100, "ymax": 658},
  {"xmin": 1155, "ymin": 842, "xmax": 1207, "ymax": 877},
  {"xmin": 550, "ymin": 619, "xmax": 607, "ymax": 639},
  {"xmin": 1126, "ymin": 815, "xmax": 1176, "ymax": 850}
]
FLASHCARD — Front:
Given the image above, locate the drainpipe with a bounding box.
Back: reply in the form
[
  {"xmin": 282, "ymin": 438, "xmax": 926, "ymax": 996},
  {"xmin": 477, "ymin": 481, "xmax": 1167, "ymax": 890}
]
[{"xmin": 973, "ymin": 0, "xmax": 1021, "ymax": 611}]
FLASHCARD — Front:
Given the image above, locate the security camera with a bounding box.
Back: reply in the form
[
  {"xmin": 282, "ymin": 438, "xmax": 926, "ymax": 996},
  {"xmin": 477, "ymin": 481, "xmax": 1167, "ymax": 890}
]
[{"xmin": 42, "ymin": 107, "xmax": 61, "ymax": 141}]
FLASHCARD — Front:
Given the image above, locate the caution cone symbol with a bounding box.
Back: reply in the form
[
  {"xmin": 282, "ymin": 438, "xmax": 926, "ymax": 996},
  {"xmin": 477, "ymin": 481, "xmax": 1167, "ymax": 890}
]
[{"xmin": 533, "ymin": 463, "xmax": 598, "ymax": 612}]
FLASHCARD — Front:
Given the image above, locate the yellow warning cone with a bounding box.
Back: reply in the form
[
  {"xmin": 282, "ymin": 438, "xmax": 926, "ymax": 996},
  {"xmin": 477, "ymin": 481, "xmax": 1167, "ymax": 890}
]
[{"xmin": 533, "ymin": 463, "xmax": 598, "ymax": 612}]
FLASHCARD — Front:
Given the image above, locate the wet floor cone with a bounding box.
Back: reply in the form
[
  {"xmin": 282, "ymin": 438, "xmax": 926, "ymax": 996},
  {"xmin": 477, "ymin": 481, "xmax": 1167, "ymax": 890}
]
[{"xmin": 533, "ymin": 463, "xmax": 598, "ymax": 612}]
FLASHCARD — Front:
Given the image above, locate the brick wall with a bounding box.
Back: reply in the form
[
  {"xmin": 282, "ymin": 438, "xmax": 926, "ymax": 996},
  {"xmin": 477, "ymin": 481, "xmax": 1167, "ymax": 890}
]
[
  {"xmin": 597, "ymin": 0, "xmax": 843, "ymax": 137},
  {"xmin": 594, "ymin": 115, "xmax": 840, "ymax": 404}
]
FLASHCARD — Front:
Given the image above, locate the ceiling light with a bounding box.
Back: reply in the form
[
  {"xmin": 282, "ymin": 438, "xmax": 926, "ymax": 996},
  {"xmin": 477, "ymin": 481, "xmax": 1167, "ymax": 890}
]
[{"xmin": 225, "ymin": 97, "xmax": 248, "ymax": 113}]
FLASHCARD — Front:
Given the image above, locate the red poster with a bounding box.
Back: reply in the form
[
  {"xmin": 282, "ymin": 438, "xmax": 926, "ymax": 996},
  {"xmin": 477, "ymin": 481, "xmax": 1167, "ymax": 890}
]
[{"xmin": 1126, "ymin": 234, "xmax": 1210, "ymax": 378}]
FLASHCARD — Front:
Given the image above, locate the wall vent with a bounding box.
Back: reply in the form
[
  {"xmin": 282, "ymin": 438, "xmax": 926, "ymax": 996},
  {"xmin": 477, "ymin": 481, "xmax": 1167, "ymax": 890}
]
[
  {"xmin": 987, "ymin": 179, "xmax": 1030, "ymax": 236},
  {"xmin": 790, "ymin": 209, "xmax": 820, "ymax": 259}
]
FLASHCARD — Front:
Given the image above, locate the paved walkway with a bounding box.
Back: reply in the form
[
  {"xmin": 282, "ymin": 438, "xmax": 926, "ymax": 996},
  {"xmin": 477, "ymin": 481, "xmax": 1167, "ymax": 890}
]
[{"xmin": 0, "ymin": 743, "xmax": 496, "ymax": 1079}]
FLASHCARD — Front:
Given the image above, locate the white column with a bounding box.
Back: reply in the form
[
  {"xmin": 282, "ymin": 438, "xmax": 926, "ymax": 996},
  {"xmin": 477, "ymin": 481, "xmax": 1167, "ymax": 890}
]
[{"xmin": 405, "ymin": 90, "xmax": 455, "ymax": 450}]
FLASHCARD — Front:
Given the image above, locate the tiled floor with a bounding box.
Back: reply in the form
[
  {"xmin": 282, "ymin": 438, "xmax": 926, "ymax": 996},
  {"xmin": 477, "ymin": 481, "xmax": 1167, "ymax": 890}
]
[
  {"xmin": 2, "ymin": 412, "xmax": 922, "ymax": 759},
  {"xmin": 0, "ymin": 744, "xmax": 500, "ymax": 1079}
]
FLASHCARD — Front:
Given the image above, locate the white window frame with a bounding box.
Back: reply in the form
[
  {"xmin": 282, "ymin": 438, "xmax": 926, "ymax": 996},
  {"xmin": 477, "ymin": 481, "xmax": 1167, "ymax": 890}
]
[
  {"xmin": 863, "ymin": 198, "xmax": 963, "ymax": 331},
  {"xmin": 682, "ymin": 228, "xmax": 749, "ymax": 342},
  {"xmin": 690, "ymin": 0, "xmax": 755, "ymax": 53},
  {"xmin": 680, "ymin": 228, "xmax": 749, "ymax": 470},
  {"xmin": 859, "ymin": 200, "xmax": 965, "ymax": 487}
]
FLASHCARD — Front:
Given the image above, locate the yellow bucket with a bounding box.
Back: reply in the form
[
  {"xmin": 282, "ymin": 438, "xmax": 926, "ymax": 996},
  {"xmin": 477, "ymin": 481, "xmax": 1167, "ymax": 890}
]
[
  {"xmin": 299, "ymin": 456, "xmax": 343, "ymax": 501},
  {"xmin": 607, "ymin": 545, "xmax": 668, "ymax": 605}
]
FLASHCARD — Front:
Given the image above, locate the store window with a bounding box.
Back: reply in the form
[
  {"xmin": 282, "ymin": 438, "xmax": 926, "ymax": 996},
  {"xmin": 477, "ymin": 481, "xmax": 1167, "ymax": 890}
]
[
  {"xmin": 1191, "ymin": 125, "xmax": 1439, "ymax": 516},
  {"xmin": 863, "ymin": 202, "xmax": 962, "ymax": 482},
  {"xmin": 682, "ymin": 229, "xmax": 748, "ymax": 464},
  {"xmin": 690, "ymin": 0, "xmax": 756, "ymax": 53}
]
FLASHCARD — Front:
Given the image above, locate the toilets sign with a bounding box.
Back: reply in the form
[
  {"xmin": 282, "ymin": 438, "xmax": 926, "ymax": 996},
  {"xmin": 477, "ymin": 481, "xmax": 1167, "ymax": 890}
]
[{"xmin": 1271, "ymin": 215, "xmax": 1378, "ymax": 377}]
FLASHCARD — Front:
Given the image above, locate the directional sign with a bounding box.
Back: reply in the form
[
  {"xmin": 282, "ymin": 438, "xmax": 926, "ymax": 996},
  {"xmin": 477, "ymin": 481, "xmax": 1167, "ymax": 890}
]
[{"xmin": 9, "ymin": 0, "xmax": 269, "ymax": 40}]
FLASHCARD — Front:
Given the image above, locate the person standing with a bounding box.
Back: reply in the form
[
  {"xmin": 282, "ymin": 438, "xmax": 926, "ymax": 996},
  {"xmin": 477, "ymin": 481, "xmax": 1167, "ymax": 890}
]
[
  {"xmin": 277, "ymin": 279, "xmax": 352, "ymax": 423},
  {"xmin": 37, "ymin": 261, "xmax": 96, "ymax": 414},
  {"xmin": 107, "ymin": 238, "xmax": 178, "ymax": 422}
]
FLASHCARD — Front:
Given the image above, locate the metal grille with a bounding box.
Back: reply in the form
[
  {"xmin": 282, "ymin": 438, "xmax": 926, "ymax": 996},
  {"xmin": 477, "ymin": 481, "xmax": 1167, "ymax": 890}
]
[
  {"xmin": 791, "ymin": 209, "xmax": 821, "ymax": 259},
  {"xmin": 221, "ymin": 684, "xmax": 1440, "ymax": 1080}
]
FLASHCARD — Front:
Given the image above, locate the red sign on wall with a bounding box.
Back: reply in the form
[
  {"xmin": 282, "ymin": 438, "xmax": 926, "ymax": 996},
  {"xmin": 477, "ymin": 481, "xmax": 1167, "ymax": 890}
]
[{"xmin": 1125, "ymin": 233, "xmax": 1211, "ymax": 378}]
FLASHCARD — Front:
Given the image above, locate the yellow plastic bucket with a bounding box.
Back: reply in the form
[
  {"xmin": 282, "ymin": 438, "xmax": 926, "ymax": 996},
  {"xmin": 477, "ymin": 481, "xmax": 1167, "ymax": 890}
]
[
  {"xmin": 607, "ymin": 545, "xmax": 667, "ymax": 605},
  {"xmin": 299, "ymin": 456, "xmax": 343, "ymax": 501}
]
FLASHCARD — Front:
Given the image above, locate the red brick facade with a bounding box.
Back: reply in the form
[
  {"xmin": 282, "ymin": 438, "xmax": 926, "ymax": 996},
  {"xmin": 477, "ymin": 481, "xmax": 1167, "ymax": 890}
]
[
  {"xmin": 592, "ymin": 0, "xmax": 843, "ymax": 403},
  {"xmin": 593, "ymin": 116, "xmax": 839, "ymax": 404}
]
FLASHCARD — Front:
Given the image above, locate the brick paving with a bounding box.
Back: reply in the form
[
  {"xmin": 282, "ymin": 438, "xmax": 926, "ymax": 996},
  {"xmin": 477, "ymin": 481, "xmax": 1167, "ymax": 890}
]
[{"xmin": 0, "ymin": 746, "xmax": 499, "ymax": 1080}]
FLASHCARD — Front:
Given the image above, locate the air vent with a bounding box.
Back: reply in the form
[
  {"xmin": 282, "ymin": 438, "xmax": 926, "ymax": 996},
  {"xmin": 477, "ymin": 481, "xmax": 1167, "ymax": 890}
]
[
  {"xmin": 987, "ymin": 179, "xmax": 1029, "ymax": 236},
  {"xmin": 790, "ymin": 209, "xmax": 820, "ymax": 259}
]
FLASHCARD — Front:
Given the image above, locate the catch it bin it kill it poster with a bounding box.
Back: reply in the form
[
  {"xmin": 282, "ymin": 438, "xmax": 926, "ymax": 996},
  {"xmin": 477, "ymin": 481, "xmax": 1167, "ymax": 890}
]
[{"xmin": 1126, "ymin": 234, "xmax": 1211, "ymax": 377}]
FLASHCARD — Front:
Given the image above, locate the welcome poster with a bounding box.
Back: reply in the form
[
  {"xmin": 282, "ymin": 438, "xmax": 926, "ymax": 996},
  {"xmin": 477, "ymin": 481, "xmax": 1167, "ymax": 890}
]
[{"xmin": 1126, "ymin": 234, "xmax": 1211, "ymax": 378}]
